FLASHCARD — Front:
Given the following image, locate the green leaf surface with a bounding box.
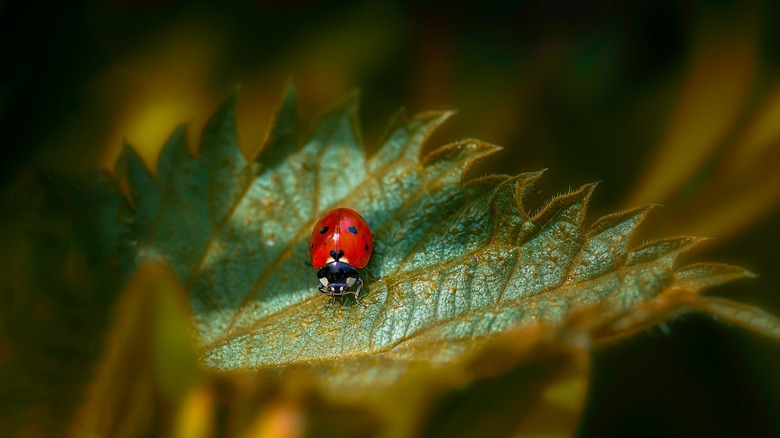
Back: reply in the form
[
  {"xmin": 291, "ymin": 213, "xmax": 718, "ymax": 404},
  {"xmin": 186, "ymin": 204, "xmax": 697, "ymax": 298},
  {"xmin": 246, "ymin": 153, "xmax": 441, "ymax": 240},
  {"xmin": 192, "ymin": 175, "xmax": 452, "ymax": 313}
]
[{"xmin": 84, "ymin": 86, "xmax": 775, "ymax": 392}]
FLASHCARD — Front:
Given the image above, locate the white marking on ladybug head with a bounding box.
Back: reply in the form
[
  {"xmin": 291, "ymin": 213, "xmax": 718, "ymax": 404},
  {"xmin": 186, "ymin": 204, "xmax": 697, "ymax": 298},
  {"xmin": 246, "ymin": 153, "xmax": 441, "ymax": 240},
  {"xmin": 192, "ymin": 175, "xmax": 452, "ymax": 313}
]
[
  {"xmin": 326, "ymin": 257, "xmax": 334, "ymax": 264},
  {"xmin": 319, "ymin": 277, "xmax": 329, "ymax": 287},
  {"xmin": 340, "ymin": 256, "xmax": 350, "ymax": 264},
  {"xmin": 346, "ymin": 277, "xmax": 357, "ymax": 287}
]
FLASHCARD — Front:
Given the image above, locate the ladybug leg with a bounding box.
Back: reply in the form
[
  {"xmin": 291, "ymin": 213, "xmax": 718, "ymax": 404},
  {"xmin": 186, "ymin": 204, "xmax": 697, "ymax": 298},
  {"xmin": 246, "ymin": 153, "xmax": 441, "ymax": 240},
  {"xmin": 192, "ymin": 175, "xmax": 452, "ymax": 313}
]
[
  {"xmin": 362, "ymin": 267, "xmax": 381, "ymax": 281},
  {"xmin": 353, "ymin": 277, "xmax": 367, "ymax": 307}
]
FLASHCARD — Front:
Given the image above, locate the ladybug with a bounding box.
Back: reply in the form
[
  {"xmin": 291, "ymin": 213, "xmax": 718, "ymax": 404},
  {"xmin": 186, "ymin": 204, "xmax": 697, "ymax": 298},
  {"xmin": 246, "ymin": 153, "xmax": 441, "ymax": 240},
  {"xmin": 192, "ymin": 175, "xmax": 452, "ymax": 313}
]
[{"xmin": 308, "ymin": 207, "xmax": 377, "ymax": 306}]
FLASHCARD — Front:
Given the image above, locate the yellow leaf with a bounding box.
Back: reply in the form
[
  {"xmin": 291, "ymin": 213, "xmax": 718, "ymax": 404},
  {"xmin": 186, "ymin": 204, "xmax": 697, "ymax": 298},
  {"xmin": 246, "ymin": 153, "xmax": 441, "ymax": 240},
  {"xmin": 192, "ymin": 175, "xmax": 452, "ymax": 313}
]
[
  {"xmin": 70, "ymin": 264, "xmax": 200, "ymax": 437},
  {"xmin": 628, "ymin": 7, "xmax": 757, "ymax": 207}
]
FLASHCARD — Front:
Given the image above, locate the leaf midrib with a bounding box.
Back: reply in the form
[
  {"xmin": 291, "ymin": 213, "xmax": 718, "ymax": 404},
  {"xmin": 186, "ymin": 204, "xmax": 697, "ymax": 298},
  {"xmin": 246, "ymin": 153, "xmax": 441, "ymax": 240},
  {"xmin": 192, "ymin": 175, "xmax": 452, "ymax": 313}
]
[{"xmin": 202, "ymin": 232, "xmax": 689, "ymax": 370}]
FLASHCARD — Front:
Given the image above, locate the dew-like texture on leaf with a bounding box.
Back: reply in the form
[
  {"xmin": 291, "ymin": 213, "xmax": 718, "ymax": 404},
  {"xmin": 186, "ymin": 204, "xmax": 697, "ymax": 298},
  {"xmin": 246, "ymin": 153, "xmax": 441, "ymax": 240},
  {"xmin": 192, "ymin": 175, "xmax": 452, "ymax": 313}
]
[{"xmin": 83, "ymin": 86, "xmax": 776, "ymax": 384}]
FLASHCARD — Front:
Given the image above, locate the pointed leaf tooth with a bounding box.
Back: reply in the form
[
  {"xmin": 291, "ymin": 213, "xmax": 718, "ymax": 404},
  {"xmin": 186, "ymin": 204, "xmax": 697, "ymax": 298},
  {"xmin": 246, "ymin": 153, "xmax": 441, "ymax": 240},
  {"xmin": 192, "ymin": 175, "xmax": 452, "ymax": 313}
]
[
  {"xmin": 692, "ymin": 298, "xmax": 780, "ymax": 339},
  {"xmin": 489, "ymin": 171, "xmax": 546, "ymax": 217},
  {"xmin": 255, "ymin": 84, "xmax": 300, "ymax": 170},
  {"xmin": 121, "ymin": 143, "xmax": 158, "ymax": 217},
  {"xmin": 524, "ymin": 183, "xmax": 596, "ymax": 244},
  {"xmin": 587, "ymin": 205, "xmax": 654, "ymax": 239},
  {"xmin": 423, "ymin": 139, "xmax": 502, "ymax": 186},
  {"xmin": 567, "ymin": 206, "xmax": 654, "ymax": 283},
  {"xmin": 124, "ymin": 142, "xmax": 153, "ymax": 184},
  {"xmin": 152, "ymin": 133, "xmax": 212, "ymax": 283},
  {"xmin": 155, "ymin": 125, "xmax": 187, "ymax": 186},
  {"xmin": 157, "ymin": 125, "xmax": 196, "ymax": 180},
  {"xmin": 112, "ymin": 144, "xmax": 133, "ymax": 205},
  {"xmin": 379, "ymin": 106, "xmax": 408, "ymax": 145},
  {"xmin": 113, "ymin": 142, "xmax": 128, "ymax": 180},
  {"xmin": 514, "ymin": 168, "xmax": 547, "ymax": 218},
  {"xmin": 200, "ymin": 94, "xmax": 251, "ymax": 224},
  {"xmin": 489, "ymin": 175, "xmax": 532, "ymax": 244},
  {"xmin": 672, "ymin": 263, "xmax": 756, "ymax": 292},
  {"xmin": 370, "ymin": 109, "xmax": 455, "ymax": 173},
  {"xmin": 627, "ymin": 236, "xmax": 707, "ymax": 266},
  {"xmin": 120, "ymin": 144, "xmax": 159, "ymax": 266},
  {"xmin": 514, "ymin": 170, "xmax": 546, "ymax": 242},
  {"xmin": 307, "ymin": 89, "xmax": 362, "ymax": 152},
  {"xmin": 200, "ymin": 94, "xmax": 245, "ymax": 164}
]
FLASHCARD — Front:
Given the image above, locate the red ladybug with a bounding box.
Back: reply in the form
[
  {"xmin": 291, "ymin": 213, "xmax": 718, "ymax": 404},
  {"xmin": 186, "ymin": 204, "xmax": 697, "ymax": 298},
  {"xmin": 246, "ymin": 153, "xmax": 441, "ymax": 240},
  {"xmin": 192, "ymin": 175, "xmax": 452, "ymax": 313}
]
[{"xmin": 309, "ymin": 208, "xmax": 376, "ymax": 306}]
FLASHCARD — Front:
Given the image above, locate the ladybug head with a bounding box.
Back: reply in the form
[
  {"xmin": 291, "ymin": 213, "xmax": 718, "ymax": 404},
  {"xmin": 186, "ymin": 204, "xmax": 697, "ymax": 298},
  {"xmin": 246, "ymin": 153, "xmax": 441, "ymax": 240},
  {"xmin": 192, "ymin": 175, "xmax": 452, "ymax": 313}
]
[{"xmin": 317, "ymin": 261, "xmax": 359, "ymax": 296}]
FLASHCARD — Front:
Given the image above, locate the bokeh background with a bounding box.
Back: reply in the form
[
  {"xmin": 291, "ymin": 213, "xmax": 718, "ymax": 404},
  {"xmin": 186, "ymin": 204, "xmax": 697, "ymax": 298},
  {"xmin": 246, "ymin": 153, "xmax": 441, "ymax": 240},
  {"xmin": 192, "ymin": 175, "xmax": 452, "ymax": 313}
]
[{"xmin": 1, "ymin": 0, "xmax": 779, "ymax": 435}]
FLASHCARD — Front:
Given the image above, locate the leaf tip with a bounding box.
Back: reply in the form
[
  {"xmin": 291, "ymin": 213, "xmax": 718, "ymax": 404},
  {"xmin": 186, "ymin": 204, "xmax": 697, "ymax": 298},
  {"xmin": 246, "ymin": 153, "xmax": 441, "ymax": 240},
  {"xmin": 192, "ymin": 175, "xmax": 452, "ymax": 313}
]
[
  {"xmin": 200, "ymin": 93, "xmax": 240, "ymax": 151},
  {"xmin": 307, "ymin": 89, "xmax": 362, "ymax": 143},
  {"xmin": 697, "ymin": 298, "xmax": 780, "ymax": 339},
  {"xmin": 675, "ymin": 262, "xmax": 758, "ymax": 285},
  {"xmin": 255, "ymin": 83, "xmax": 301, "ymax": 167},
  {"xmin": 280, "ymin": 79, "xmax": 297, "ymax": 99},
  {"xmin": 428, "ymin": 109, "xmax": 458, "ymax": 124},
  {"xmin": 531, "ymin": 182, "xmax": 597, "ymax": 228},
  {"xmin": 276, "ymin": 82, "xmax": 299, "ymax": 117},
  {"xmin": 423, "ymin": 139, "xmax": 501, "ymax": 164},
  {"xmin": 423, "ymin": 139, "xmax": 503, "ymax": 186},
  {"xmin": 414, "ymin": 109, "xmax": 457, "ymax": 141},
  {"xmin": 587, "ymin": 204, "xmax": 655, "ymax": 239},
  {"xmin": 339, "ymin": 88, "xmax": 362, "ymax": 113},
  {"xmin": 523, "ymin": 168, "xmax": 548, "ymax": 186},
  {"xmin": 379, "ymin": 108, "xmax": 457, "ymax": 163},
  {"xmin": 628, "ymin": 235, "xmax": 709, "ymax": 267},
  {"xmin": 217, "ymin": 92, "xmax": 240, "ymax": 114}
]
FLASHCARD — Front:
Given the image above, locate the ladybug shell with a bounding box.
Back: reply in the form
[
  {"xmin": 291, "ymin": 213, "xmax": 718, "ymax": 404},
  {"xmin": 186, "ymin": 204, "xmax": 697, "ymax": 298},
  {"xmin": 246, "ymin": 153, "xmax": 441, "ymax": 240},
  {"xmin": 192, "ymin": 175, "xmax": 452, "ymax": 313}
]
[{"xmin": 309, "ymin": 208, "xmax": 373, "ymax": 270}]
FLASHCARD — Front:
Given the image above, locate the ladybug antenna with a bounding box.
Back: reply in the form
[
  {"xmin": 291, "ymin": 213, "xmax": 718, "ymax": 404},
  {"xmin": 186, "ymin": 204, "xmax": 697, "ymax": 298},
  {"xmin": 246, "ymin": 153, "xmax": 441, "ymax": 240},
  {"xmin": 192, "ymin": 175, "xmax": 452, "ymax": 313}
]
[{"xmin": 330, "ymin": 249, "xmax": 345, "ymax": 261}]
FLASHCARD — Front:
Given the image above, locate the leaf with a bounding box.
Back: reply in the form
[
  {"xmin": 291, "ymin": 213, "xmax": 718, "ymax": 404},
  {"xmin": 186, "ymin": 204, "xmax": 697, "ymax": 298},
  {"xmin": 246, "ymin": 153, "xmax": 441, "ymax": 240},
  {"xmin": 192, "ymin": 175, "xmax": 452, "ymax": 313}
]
[
  {"xmin": 627, "ymin": 5, "xmax": 757, "ymax": 207},
  {"xmin": 68, "ymin": 264, "xmax": 385, "ymax": 438},
  {"xmin": 70, "ymin": 263, "xmax": 200, "ymax": 437},
  {"xmin": 77, "ymin": 85, "xmax": 775, "ymax": 416},
  {"xmin": 621, "ymin": 4, "xmax": 780, "ymax": 243},
  {"xmin": 0, "ymin": 180, "xmax": 127, "ymax": 436},
  {"xmin": 416, "ymin": 340, "xmax": 590, "ymax": 438}
]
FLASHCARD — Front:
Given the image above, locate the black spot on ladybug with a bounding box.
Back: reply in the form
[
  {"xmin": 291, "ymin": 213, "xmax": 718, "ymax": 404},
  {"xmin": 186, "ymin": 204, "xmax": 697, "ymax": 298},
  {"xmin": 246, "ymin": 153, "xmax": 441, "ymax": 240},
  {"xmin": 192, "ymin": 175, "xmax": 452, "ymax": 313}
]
[
  {"xmin": 365, "ymin": 244, "xmax": 369, "ymax": 251},
  {"xmin": 319, "ymin": 226, "xmax": 329, "ymax": 234},
  {"xmin": 348, "ymin": 226, "xmax": 358, "ymax": 234},
  {"xmin": 310, "ymin": 244, "xmax": 313, "ymax": 249},
  {"xmin": 330, "ymin": 249, "xmax": 345, "ymax": 260}
]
